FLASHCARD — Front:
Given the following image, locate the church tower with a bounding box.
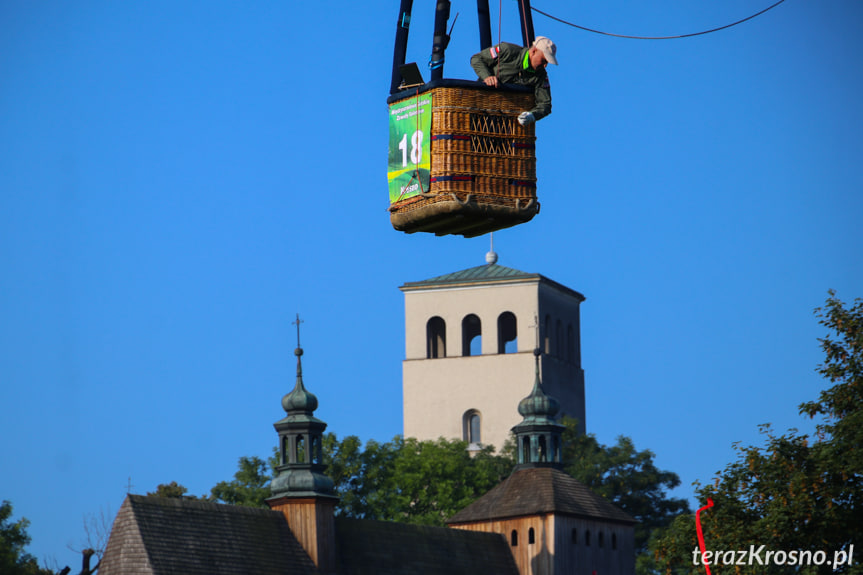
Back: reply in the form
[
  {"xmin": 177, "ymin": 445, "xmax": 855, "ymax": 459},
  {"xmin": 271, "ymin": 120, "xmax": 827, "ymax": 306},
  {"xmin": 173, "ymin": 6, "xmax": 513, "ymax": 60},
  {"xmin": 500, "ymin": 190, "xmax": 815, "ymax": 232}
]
[
  {"xmin": 267, "ymin": 317, "xmax": 338, "ymax": 574},
  {"xmin": 448, "ymin": 350, "xmax": 636, "ymax": 575},
  {"xmin": 400, "ymin": 252, "xmax": 586, "ymax": 452}
]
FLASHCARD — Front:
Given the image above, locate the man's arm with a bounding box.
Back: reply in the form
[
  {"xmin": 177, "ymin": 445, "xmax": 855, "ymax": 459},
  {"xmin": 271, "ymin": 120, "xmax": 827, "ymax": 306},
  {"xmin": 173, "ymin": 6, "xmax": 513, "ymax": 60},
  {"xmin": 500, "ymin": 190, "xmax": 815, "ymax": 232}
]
[
  {"xmin": 470, "ymin": 46, "xmax": 498, "ymax": 81},
  {"xmin": 531, "ymin": 78, "xmax": 552, "ymax": 121}
]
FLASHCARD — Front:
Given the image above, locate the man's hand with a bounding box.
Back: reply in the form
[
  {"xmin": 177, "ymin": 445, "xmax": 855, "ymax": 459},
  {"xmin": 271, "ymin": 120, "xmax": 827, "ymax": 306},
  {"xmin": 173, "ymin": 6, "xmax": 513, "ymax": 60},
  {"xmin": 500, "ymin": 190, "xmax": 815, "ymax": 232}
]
[
  {"xmin": 483, "ymin": 76, "xmax": 500, "ymax": 88},
  {"xmin": 517, "ymin": 111, "xmax": 535, "ymax": 126}
]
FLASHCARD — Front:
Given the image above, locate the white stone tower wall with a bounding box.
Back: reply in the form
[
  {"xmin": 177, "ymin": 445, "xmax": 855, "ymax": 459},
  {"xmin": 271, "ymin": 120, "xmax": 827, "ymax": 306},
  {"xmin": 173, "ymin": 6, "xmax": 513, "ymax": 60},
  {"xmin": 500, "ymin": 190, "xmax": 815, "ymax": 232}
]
[{"xmin": 402, "ymin": 276, "xmax": 586, "ymax": 453}]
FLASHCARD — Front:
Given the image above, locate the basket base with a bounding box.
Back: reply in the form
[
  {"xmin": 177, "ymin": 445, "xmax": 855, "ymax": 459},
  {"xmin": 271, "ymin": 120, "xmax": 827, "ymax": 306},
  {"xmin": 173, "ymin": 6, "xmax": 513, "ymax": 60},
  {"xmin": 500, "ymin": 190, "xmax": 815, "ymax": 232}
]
[{"xmin": 390, "ymin": 196, "xmax": 539, "ymax": 238}]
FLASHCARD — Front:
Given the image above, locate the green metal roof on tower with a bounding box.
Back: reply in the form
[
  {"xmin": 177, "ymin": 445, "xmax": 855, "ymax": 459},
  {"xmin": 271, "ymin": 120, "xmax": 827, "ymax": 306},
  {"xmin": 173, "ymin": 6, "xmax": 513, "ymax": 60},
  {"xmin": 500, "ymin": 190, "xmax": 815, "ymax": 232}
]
[
  {"xmin": 400, "ymin": 255, "xmax": 585, "ymax": 302},
  {"xmin": 279, "ymin": 347, "xmax": 322, "ymax": 424},
  {"xmin": 407, "ymin": 262, "xmax": 536, "ymax": 285}
]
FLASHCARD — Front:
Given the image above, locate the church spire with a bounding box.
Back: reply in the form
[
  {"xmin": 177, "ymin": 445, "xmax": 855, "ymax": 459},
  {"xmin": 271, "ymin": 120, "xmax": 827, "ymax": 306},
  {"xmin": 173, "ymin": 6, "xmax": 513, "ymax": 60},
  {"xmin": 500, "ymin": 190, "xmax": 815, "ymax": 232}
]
[
  {"xmin": 511, "ymin": 348, "xmax": 565, "ymax": 469},
  {"xmin": 267, "ymin": 315, "xmax": 338, "ymax": 573},
  {"xmin": 269, "ymin": 315, "xmax": 336, "ymax": 500}
]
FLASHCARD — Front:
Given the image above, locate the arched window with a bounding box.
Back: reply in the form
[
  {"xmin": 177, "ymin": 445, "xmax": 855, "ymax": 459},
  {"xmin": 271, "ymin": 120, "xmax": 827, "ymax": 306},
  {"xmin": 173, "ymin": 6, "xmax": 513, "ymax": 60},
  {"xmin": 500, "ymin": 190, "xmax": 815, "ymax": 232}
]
[
  {"xmin": 295, "ymin": 435, "xmax": 306, "ymax": 464},
  {"xmin": 585, "ymin": 530, "xmax": 591, "ymax": 546},
  {"xmin": 543, "ymin": 314, "xmax": 551, "ymax": 354},
  {"xmin": 538, "ymin": 435, "xmax": 547, "ymax": 462},
  {"xmin": 426, "ymin": 317, "xmax": 446, "ymax": 359},
  {"xmin": 311, "ymin": 436, "xmax": 321, "ymax": 464},
  {"xmin": 528, "ymin": 527, "xmax": 536, "ymax": 545},
  {"xmin": 280, "ymin": 436, "xmax": 288, "ymax": 465},
  {"xmin": 521, "ymin": 435, "xmax": 531, "ymax": 464},
  {"xmin": 612, "ymin": 533, "xmax": 618, "ymax": 550},
  {"xmin": 462, "ymin": 314, "xmax": 482, "ymax": 356},
  {"xmin": 571, "ymin": 528, "xmax": 578, "ymax": 544},
  {"xmin": 497, "ymin": 312, "xmax": 517, "ymax": 354},
  {"xmin": 463, "ymin": 410, "xmax": 481, "ymax": 445},
  {"xmin": 599, "ymin": 531, "xmax": 604, "ymax": 548},
  {"xmin": 511, "ymin": 530, "xmax": 518, "ymax": 547},
  {"xmin": 556, "ymin": 319, "xmax": 563, "ymax": 358},
  {"xmin": 567, "ymin": 324, "xmax": 575, "ymax": 364}
]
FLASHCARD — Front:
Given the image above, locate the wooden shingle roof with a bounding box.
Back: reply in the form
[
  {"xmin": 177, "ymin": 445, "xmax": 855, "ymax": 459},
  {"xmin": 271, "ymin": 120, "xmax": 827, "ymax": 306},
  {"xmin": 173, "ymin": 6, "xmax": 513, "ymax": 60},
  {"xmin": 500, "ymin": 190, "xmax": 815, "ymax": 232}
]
[
  {"xmin": 99, "ymin": 495, "xmax": 318, "ymax": 575},
  {"xmin": 447, "ymin": 467, "xmax": 636, "ymax": 526},
  {"xmin": 335, "ymin": 517, "xmax": 519, "ymax": 575}
]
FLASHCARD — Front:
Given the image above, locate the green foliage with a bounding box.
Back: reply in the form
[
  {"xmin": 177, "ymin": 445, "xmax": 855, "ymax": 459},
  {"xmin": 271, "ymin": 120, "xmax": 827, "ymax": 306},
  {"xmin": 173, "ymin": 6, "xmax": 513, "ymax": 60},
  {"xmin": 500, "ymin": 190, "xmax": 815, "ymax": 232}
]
[
  {"xmin": 326, "ymin": 435, "xmax": 512, "ymax": 526},
  {"xmin": 208, "ymin": 435, "xmax": 512, "ymax": 525},
  {"xmin": 147, "ymin": 481, "xmax": 208, "ymax": 500},
  {"xmin": 562, "ymin": 418, "xmax": 690, "ymax": 552},
  {"xmin": 558, "ymin": 417, "xmax": 690, "ymax": 575},
  {"xmin": 0, "ymin": 501, "xmax": 53, "ymax": 575},
  {"xmin": 210, "ymin": 456, "xmax": 271, "ymax": 507},
  {"xmin": 653, "ymin": 292, "xmax": 863, "ymax": 575},
  {"xmin": 802, "ymin": 290, "xmax": 863, "ymax": 474}
]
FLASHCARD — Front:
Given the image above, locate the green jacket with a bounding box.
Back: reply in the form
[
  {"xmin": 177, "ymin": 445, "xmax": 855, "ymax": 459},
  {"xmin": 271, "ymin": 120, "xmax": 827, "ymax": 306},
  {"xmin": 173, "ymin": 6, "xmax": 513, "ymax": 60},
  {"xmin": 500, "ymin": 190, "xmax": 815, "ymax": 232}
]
[{"xmin": 470, "ymin": 42, "xmax": 552, "ymax": 120}]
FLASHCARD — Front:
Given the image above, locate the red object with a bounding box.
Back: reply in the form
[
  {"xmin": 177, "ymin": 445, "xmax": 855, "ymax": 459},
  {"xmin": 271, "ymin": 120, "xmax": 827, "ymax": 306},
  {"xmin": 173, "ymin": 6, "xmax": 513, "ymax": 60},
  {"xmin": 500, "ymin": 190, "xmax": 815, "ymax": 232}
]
[{"xmin": 695, "ymin": 498, "xmax": 715, "ymax": 575}]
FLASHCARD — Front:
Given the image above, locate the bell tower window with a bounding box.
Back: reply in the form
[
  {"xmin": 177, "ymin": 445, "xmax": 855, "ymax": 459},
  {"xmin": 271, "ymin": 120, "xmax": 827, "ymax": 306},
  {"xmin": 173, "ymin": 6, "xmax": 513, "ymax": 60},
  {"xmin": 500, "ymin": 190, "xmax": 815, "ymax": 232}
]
[
  {"xmin": 497, "ymin": 312, "xmax": 517, "ymax": 354},
  {"xmin": 426, "ymin": 316, "xmax": 446, "ymax": 358},
  {"xmin": 462, "ymin": 314, "xmax": 482, "ymax": 356}
]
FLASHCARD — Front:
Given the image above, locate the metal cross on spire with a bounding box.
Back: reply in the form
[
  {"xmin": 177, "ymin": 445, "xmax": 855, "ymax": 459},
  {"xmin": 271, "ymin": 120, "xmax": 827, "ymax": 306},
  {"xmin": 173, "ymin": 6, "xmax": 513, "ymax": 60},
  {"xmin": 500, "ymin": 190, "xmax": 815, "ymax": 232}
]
[{"xmin": 292, "ymin": 313, "xmax": 304, "ymax": 349}]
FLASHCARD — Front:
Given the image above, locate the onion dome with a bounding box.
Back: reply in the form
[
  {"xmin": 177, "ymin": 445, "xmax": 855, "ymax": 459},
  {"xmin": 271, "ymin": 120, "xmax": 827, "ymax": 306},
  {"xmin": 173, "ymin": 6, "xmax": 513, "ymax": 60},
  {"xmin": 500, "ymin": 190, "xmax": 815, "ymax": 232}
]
[
  {"xmin": 269, "ymin": 339, "xmax": 337, "ymax": 501},
  {"xmin": 512, "ymin": 348, "xmax": 565, "ymax": 469},
  {"xmin": 517, "ymin": 348, "xmax": 560, "ymax": 423},
  {"xmin": 281, "ymin": 347, "xmax": 318, "ymax": 415}
]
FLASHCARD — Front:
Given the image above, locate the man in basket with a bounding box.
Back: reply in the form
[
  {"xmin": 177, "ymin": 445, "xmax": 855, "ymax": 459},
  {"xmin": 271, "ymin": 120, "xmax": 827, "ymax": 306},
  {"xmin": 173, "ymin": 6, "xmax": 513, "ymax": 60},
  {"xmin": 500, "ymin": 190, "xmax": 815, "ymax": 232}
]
[{"xmin": 470, "ymin": 36, "xmax": 557, "ymax": 126}]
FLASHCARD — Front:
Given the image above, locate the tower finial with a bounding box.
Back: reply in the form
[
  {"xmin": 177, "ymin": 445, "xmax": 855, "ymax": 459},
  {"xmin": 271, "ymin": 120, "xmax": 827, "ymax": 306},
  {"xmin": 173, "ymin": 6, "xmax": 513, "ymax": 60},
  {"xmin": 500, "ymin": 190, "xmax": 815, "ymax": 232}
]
[
  {"xmin": 283, "ymin": 313, "xmax": 316, "ymax": 414},
  {"xmin": 485, "ymin": 232, "xmax": 498, "ymax": 265},
  {"xmin": 292, "ymin": 313, "xmax": 304, "ymax": 352}
]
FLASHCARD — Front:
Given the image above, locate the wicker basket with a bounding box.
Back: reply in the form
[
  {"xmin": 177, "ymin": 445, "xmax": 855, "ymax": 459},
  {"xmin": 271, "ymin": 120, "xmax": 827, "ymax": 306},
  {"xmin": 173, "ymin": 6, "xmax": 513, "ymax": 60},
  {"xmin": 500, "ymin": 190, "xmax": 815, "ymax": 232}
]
[{"xmin": 388, "ymin": 84, "xmax": 539, "ymax": 238}]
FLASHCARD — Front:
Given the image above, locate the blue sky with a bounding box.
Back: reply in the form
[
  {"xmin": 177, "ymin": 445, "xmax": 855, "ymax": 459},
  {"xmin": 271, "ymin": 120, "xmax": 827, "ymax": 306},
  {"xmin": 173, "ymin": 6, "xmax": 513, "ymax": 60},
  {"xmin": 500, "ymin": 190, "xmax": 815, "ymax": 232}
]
[{"xmin": 2, "ymin": 0, "xmax": 861, "ymax": 569}]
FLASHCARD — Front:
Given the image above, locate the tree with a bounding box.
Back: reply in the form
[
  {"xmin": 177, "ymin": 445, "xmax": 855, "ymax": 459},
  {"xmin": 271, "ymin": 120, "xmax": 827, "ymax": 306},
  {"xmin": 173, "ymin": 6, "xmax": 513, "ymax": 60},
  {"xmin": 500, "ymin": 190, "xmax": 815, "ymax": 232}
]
[
  {"xmin": 210, "ymin": 456, "xmax": 271, "ymax": 507},
  {"xmin": 653, "ymin": 292, "xmax": 863, "ymax": 574},
  {"xmin": 211, "ymin": 423, "xmax": 688, "ymax": 556},
  {"xmin": 327, "ymin": 435, "xmax": 512, "ymax": 526},
  {"xmin": 147, "ymin": 481, "xmax": 208, "ymax": 500},
  {"xmin": 63, "ymin": 507, "xmax": 114, "ymax": 575},
  {"xmin": 553, "ymin": 418, "xmax": 690, "ymax": 575},
  {"xmin": 0, "ymin": 500, "xmax": 53, "ymax": 575},
  {"xmin": 208, "ymin": 436, "xmax": 513, "ymax": 524}
]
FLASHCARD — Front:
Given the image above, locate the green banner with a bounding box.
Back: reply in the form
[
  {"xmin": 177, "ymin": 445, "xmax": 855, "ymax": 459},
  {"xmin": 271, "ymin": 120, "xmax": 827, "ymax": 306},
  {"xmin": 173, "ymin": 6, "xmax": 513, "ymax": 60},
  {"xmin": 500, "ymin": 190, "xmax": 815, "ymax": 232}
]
[{"xmin": 388, "ymin": 93, "xmax": 432, "ymax": 204}]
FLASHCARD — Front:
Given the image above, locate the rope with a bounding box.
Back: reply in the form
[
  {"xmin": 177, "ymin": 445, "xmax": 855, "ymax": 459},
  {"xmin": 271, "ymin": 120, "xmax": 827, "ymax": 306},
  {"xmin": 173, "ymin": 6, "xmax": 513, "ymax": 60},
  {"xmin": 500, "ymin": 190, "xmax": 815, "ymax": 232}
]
[
  {"xmin": 496, "ymin": 0, "xmax": 502, "ymax": 81},
  {"xmin": 531, "ymin": 0, "xmax": 789, "ymax": 40}
]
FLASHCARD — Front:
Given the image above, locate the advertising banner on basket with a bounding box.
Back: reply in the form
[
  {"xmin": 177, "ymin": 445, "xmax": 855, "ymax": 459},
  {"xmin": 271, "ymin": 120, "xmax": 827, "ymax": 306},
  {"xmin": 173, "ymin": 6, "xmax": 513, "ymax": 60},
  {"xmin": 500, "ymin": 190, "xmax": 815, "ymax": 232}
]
[{"xmin": 388, "ymin": 93, "xmax": 432, "ymax": 204}]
